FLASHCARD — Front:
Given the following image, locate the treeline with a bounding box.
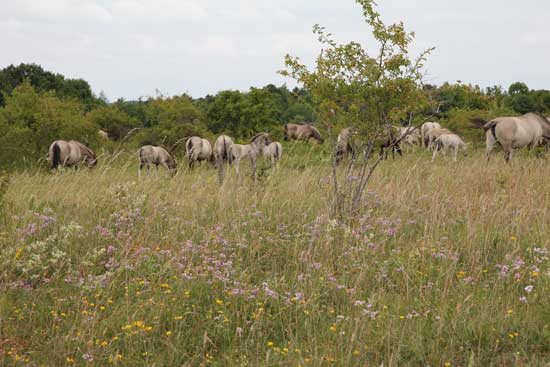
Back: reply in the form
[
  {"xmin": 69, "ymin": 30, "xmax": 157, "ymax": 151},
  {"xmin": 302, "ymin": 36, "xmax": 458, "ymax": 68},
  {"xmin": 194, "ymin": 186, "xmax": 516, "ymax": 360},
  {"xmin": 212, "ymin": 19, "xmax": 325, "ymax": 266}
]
[{"xmin": 0, "ymin": 63, "xmax": 549, "ymax": 169}]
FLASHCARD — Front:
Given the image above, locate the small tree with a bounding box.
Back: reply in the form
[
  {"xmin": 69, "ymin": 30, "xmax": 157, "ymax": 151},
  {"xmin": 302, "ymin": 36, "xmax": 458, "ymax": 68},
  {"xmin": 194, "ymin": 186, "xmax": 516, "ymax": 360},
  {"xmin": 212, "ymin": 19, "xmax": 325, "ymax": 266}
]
[{"xmin": 280, "ymin": 0, "xmax": 433, "ymax": 220}]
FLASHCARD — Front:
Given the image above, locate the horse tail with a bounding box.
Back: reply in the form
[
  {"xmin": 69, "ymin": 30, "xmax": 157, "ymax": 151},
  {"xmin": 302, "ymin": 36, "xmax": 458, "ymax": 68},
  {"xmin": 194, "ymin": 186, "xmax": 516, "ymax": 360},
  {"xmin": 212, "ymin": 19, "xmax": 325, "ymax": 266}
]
[
  {"xmin": 470, "ymin": 117, "xmax": 489, "ymax": 129},
  {"xmin": 275, "ymin": 143, "xmax": 280, "ymax": 159},
  {"xmin": 51, "ymin": 143, "xmax": 61, "ymax": 169},
  {"xmin": 185, "ymin": 138, "xmax": 194, "ymax": 157},
  {"xmin": 222, "ymin": 137, "xmax": 227, "ymax": 160}
]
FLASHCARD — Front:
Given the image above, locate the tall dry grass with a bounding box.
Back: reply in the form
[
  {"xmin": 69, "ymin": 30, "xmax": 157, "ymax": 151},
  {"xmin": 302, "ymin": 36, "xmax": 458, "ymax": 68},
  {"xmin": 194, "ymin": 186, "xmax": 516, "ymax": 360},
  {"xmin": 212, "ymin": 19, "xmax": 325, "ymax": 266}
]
[{"xmin": 1, "ymin": 147, "xmax": 549, "ymax": 366}]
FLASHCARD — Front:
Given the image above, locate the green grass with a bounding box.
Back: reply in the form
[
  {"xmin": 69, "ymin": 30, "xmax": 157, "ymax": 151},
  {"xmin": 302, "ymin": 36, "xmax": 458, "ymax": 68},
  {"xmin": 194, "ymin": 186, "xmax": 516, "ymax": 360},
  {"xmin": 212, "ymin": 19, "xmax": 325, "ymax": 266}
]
[{"xmin": 1, "ymin": 144, "xmax": 549, "ymax": 366}]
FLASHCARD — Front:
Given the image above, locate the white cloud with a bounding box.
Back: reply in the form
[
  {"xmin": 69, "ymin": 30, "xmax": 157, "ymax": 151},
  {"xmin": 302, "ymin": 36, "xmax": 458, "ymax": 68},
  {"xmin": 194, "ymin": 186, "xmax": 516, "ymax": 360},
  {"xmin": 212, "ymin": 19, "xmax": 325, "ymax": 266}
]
[
  {"xmin": 111, "ymin": 0, "xmax": 207, "ymax": 21},
  {"xmin": 1, "ymin": 0, "xmax": 550, "ymax": 99},
  {"xmin": 2, "ymin": 0, "xmax": 112, "ymax": 23}
]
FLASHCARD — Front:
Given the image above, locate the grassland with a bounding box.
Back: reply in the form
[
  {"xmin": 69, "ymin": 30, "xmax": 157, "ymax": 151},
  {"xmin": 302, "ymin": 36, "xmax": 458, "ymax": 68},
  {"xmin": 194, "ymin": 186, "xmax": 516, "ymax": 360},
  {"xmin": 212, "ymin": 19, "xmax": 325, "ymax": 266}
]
[{"xmin": 1, "ymin": 144, "xmax": 549, "ymax": 366}]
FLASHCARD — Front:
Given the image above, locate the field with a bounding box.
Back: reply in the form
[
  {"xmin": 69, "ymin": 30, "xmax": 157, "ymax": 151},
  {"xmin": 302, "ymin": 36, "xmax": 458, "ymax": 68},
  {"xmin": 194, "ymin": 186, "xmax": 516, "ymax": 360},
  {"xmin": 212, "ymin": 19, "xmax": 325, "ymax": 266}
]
[{"xmin": 1, "ymin": 144, "xmax": 549, "ymax": 367}]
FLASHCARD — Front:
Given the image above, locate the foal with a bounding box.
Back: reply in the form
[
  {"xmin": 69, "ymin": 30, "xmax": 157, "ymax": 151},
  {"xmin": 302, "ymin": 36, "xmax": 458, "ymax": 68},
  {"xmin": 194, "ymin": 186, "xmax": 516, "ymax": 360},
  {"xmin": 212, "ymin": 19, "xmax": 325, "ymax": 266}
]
[{"xmin": 231, "ymin": 133, "xmax": 272, "ymax": 177}]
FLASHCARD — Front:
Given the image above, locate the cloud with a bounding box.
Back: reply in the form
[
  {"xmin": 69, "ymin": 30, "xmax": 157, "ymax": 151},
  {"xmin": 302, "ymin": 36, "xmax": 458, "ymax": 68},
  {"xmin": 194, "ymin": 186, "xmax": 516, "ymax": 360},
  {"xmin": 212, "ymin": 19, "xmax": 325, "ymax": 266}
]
[
  {"xmin": 1, "ymin": 0, "xmax": 550, "ymax": 99},
  {"xmin": 111, "ymin": 0, "xmax": 207, "ymax": 22},
  {"xmin": 1, "ymin": 0, "xmax": 112, "ymax": 23}
]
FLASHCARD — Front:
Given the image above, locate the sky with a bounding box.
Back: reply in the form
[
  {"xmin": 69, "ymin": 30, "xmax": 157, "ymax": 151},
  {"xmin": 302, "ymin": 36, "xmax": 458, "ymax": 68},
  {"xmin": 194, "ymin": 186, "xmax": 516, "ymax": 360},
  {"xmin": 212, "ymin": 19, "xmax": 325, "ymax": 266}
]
[{"xmin": 1, "ymin": 0, "xmax": 549, "ymax": 101}]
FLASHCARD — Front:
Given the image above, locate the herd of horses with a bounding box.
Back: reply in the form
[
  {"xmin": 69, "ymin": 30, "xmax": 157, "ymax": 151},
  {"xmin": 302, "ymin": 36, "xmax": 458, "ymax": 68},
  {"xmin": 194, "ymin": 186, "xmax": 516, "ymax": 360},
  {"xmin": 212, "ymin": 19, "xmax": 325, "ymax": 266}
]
[{"xmin": 47, "ymin": 113, "xmax": 550, "ymax": 175}]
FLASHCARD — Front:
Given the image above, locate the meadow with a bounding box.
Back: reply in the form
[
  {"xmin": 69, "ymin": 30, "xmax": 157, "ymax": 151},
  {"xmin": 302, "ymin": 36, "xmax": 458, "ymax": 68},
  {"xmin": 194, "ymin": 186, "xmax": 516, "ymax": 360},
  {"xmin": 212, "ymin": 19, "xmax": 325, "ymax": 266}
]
[{"xmin": 1, "ymin": 144, "xmax": 549, "ymax": 366}]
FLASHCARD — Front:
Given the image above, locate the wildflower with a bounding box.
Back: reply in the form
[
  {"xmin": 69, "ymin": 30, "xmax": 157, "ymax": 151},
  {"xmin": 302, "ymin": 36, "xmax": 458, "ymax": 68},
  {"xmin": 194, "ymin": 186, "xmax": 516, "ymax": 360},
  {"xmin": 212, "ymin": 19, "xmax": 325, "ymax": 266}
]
[
  {"xmin": 267, "ymin": 341, "xmax": 274, "ymax": 347},
  {"xmin": 456, "ymin": 271, "xmax": 466, "ymax": 279},
  {"xmin": 116, "ymin": 354, "xmax": 123, "ymax": 360},
  {"xmin": 174, "ymin": 316, "xmax": 183, "ymax": 320},
  {"xmin": 329, "ymin": 324, "xmax": 337, "ymax": 332},
  {"xmin": 101, "ymin": 341, "xmax": 108, "ymax": 347},
  {"xmin": 506, "ymin": 309, "xmax": 513, "ymax": 315},
  {"xmin": 353, "ymin": 350, "xmax": 360, "ymax": 356},
  {"xmin": 444, "ymin": 362, "xmax": 451, "ymax": 367},
  {"xmin": 216, "ymin": 299, "xmax": 223, "ymax": 305},
  {"xmin": 530, "ymin": 271, "xmax": 539, "ymax": 278},
  {"xmin": 510, "ymin": 236, "xmax": 517, "ymax": 241},
  {"xmin": 524, "ymin": 285, "xmax": 534, "ymax": 293},
  {"xmin": 399, "ymin": 315, "xmax": 405, "ymax": 320},
  {"xmin": 67, "ymin": 357, "xmax": 75, "ymax": 363},
  {"xmin": 165, "ymin": 331, "xmax": 172, "ymax": 336}
]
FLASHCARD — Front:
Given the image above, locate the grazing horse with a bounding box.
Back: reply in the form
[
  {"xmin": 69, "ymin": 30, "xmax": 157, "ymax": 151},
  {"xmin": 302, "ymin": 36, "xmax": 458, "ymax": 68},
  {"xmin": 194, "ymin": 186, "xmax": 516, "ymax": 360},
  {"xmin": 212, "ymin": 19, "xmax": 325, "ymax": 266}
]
[
  {"xmin": 378, "ymin": 126, "xmax": 402, "ymax": 160},
  {"xmin": 263, "ymin": 142, "xmax": 282, "ymax": 165},
  {"xmin": 421, "ymin": 122, "xmax": 441, "ymax": 148},
  {"xmin": 284, "ymin": 123, "xmax": 324, "ymax": 144},
  {"xmin": 48, "ymin": 140, "xmax": 97, "ymax": 169},
  {"xmin": 138, "ymin": 145, "xmax": 177, "ymax": 176},
  {"xmin": 186, "ymin": 137, "xmax": 213, "ymax": 168},
  {"xmin": 431, "ymin": 134, "xmax": 467, "ymax": 162},
  {"xmin": 213, "ymin": 135, "xmax": 234, "ymax": 163},
  {"xmin": 231, "ymin": 133, "xmax": 272, "ymax": 177},
  {"xmin": 472, "ymin": 113, "xmax": 550, "ymax": 161},
  {"xmin": 427, "ymin": 128, "xmax": 453, "ymax": 150},
  {"xmin": 398, "ymin": 126, "xmax": 421, "ymax": 152},
  {"xmin": 335, "ymin": 127, "xmax": 357, "ymax": 165}
]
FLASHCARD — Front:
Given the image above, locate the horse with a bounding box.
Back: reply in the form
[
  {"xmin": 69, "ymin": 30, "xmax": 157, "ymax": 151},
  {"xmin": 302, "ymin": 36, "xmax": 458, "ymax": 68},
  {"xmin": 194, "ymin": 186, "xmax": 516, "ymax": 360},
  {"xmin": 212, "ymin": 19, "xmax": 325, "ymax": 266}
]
[
  {"xmin": 48, "ymin": 140, "xmax": 97, "ymax": 169},
  {"xmin": 185, "ymin": 137, "xmax": 213, "ymax": 168},
  {"xmin": 431, "ymin": 134, "xmax": 467, "ymax": 162},
  {"xmin": 335, "ymin": 127, "xmax": 357, "ymax": 165},
  {"xmin": 213, "ymin": 135, "xmax": 234, "ymax": 163},
  {"xmin": 138, "ymin": 145, "xmax": 177, "ymax": 176},
  {"xmin": 427, "ymin": 128, "xmax": 453, "ymax": 150},
  {"xmin": 263, "ymin": 142, "xmax": 282, "ymax": 165},
  {"xmin": 398, "ymin": 126, "xmax": 421, "ymax": 152},
  {"xmin": 284, "ymin": 123, "xmax": 324, "ymax": 144},
  {"xmin": 472, "ymin": 113, "xmax": 550, "ymax": 161},
  {"xmin": 421, "ymin": 122, "xmax": 441, "ymax": 148},
  {"xmin": 98, "ymin": 130, "xmax": 109, "ymax": 140},
  {"xmin": 231, "ymin": 133, "xmax": 272, "ymax": 177},
  {"xmin": 378, "ymin": 126, "xmax": 402, "ymax": 160}
]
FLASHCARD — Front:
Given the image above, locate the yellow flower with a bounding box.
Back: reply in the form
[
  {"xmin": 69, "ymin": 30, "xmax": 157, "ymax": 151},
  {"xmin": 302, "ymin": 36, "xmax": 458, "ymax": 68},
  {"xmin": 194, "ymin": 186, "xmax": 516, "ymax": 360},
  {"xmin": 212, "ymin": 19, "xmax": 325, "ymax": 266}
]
[
  {"xmin": 66, "ymin": 357, "xmax": 75, "ymax": 363},
  {"xmin": 444, "ymin": 362, "xmax": 451, "ymax": 367},
  {"xmin": 530, "ymin": 271, "xmax": 539, "ymax": 278},
  {"xmin": 506, "ymin": 309, "xmax": 513, "ymax": 315},
  {"xmin": 510, "ymin": 236, "xmax": 517, "ymax": 241},
  {"xmin": 352, "ymin": 350, "xmax": 360, "ymax": 356},
  {"xmin": 116, "ymin": 354, "xmax": 123, "ymax": 360},
  {"xmin": 216, "ymin": 299, "xmax": 223, "ymax": 305},
  {"xmin": 101, "ymin": 340, "xmax": 108, "ymax": 347},
  {"xmin": 160, "ymin": 283, "xmax": 170, "ymax": 289},
  {"xmin": 267, "ymin": 341, "xmax": 274, "ymax": 347},
  {"xmin": 174, "ymin": 316, "xmax": 183, "ymax": 320},
  {"xmin": 145, "ymin": 326, "xmax": 153, "ymax": 331},
  {"xmin": 399, "ymin": 315, "xmax": 405, "ymax": 320},
  {"xmin": 14, "ymin": 246, "xmax": 24, "ymax": 260},
  {"xmin": 329, "ymin": 324, "xmax": 337, "ymax": 332},
  {"xmin": 165, "ymin": 331, "xmax": 172, "ymax": 336}
]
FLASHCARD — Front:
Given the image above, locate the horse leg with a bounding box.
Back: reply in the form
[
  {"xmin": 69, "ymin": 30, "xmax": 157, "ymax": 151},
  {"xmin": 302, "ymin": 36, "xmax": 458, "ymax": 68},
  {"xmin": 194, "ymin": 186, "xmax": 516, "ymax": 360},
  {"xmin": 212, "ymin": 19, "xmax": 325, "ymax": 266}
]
[
  {"xmin": 453, "ymin": 146, "xmax": 458, "ymax": 162},
  {"xmin": 235, "ymin": 159, "xmax": 240, "ymax": 176},
  {"xmin": 431, "ymin": 146, "xmax": 438, "ymax": 161},
  {"xmin": 250, "ymin": 157, "xmax": 256, "ymax": 181},
  {"xmin": 138, "ymin": 162, "xmax": 145, "ymax": 178},
  {"xmin": 485, "ymin": 131, "xmax": 497, "ymax": 161}
]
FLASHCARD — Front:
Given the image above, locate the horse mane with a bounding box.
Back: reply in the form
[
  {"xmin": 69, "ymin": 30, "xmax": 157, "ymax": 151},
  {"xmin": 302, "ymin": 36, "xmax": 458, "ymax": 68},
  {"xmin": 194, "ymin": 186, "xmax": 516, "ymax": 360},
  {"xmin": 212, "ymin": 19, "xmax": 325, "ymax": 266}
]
[{"xmin": 250, "ymin": 133, "xmax": 268, "ymax": 143}]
